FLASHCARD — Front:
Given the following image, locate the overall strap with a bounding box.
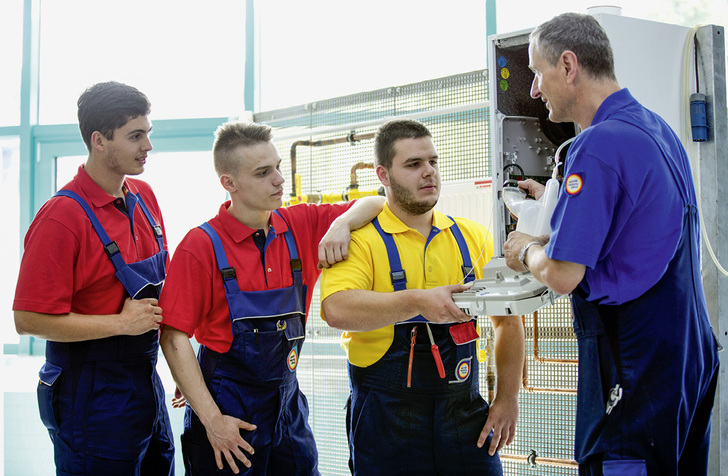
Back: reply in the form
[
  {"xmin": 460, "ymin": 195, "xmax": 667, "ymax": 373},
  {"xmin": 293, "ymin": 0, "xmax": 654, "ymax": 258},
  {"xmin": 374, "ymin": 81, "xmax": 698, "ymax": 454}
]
[
  {"xmin": 135, "ymin": 194, "xmax": 165, "ymax": 252},
  {"xmin": 198, "ymin": 222, "xmax": 242, "ymax": 295},
  {"xmin": 372, "ymin": 217, "xmax": 407, "ymax": 291},
  {"xmin": 273, "ymin": 210, "xmax": 303, "ymax": 286},
  {"xmin": 372, "ymin": 216, "xmax": 474, "ymax": 291},
  {"xmin": 54, "ymin": 190, "xmax": 127, "ymax": 273},
  {"xmin": 447, "ymin": 216, "xmax": 474, "ymax": 284}
]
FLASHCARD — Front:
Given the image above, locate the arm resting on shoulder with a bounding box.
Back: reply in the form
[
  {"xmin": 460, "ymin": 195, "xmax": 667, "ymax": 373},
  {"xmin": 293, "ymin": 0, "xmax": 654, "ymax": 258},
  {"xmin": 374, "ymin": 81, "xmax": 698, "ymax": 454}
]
[
  {"xmin": 318, "ymin": 196, "xmax": 386, "ymax": 269},
  {"xmin": 14, "ymin": 297, "xmax": 162, "ymax": 342}
]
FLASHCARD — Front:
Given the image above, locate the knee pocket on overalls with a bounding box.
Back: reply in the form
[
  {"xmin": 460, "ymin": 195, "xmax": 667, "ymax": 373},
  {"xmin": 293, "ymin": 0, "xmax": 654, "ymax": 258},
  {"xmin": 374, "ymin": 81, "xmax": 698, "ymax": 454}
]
[{"xmin": 603, "ymin": 459, "xmax": 647, "ymax": 476}]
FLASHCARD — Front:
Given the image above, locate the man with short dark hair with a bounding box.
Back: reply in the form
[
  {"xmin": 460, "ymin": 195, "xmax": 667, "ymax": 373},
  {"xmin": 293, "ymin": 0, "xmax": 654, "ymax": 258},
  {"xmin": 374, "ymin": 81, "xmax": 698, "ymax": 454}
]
[
  {"xmin": 504, "ymin": 13, "xmax": 720, "ymax": 475},
  {"xmin": 321, "ymin": 119, "xmax": 524, "ymax": 476},
  {"xmin": 14, "ymin": 81, "xmax": 175, "ymax": 475},
  {"xmin": 159, "ymin": 121, "xmax": 385, "ymax": 475}
]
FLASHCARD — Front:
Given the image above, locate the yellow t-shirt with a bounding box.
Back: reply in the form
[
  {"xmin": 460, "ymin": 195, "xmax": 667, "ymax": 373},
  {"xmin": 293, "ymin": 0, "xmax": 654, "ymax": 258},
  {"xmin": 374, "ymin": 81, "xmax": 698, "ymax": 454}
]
[{"xmin": 320, "ymin": 203, "xmax": 494, "ymax": 367}]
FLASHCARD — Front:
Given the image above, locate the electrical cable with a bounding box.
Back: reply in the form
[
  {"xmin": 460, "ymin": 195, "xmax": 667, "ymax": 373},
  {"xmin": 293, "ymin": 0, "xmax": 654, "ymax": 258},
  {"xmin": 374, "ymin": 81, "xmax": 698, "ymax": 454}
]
[
  {"xmin": 681, "ymin": 25, "xmax": 728, "ymax": 276},
  {"xmin": 503, "ymin": 162, "xmax": 526, "ymax": 179}
]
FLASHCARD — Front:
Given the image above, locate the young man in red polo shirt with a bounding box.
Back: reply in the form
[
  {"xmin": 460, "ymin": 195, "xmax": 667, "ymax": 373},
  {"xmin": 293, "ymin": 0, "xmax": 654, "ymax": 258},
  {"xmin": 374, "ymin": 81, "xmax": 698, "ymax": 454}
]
[
  {"xmin": 13, "ymin": 81, "xmax": 175, "ymax": 475},
  {"xmin": 159, "ymin": 121, "xmax": 385, "ymax": 475}
]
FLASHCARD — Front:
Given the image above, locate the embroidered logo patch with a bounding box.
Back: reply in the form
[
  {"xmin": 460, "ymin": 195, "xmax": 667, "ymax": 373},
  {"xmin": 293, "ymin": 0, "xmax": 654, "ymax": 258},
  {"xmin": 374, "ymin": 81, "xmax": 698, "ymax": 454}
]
[
  {"xmin": 454, "ymin": 357, "xmax": 472, "ymax": 382},
  {"xmin": 565, "ymin": 173, "xmax": 584, "ymax": 195},
  {"xmin": 287, "ymin": 348, "xmax": 298, "ymax": 372}
]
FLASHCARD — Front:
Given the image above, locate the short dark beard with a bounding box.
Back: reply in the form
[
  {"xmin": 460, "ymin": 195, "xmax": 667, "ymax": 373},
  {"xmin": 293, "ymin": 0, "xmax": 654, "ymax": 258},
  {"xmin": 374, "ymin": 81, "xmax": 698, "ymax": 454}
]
[{"xmin": 389, "ymin": 175, "xmax": 438, "ymax": 215}]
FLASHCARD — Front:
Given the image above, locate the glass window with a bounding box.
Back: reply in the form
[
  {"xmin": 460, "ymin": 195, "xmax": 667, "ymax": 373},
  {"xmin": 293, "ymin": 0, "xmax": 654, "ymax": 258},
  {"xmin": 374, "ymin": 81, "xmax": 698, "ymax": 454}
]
[
  {"xmin": 257, "ymin": 0, "xmax": 488, "ymax": 111},
  {"xmin": 39, "ymin": 0, "xmax": 246, "ymax": 124},
  {"xmin": 1, "ymin": 137, "xmax": 21, "ymax": 345},
  {"xmin": 0, "ymin": 2, "xmax": 23, "ymax": 126},
  {"xmin": 56, "ymin": 151, "xmax": 227, "ymax": 254}
]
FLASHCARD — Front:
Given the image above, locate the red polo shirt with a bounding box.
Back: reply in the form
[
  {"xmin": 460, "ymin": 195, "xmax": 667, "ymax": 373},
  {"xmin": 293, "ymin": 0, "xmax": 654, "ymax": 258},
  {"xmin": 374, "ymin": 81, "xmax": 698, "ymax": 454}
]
[
  {"xmin": 159, "ymin": 200, "xmax": 352, "ymax": 353},
  {"xmin": 13, "ymin": 165, "xmax": 168, "ymax": 316}
]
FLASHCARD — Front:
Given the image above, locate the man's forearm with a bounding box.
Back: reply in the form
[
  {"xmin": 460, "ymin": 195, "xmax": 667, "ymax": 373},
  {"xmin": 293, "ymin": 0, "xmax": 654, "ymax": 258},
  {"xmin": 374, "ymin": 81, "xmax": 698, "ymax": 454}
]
[
  {"xmin": 491, "ymin": 315, "xmax": 525, "ymax": 399},
  {"xmin": 15, "ymin": 310, "xmax": 127, "ymax": 342},
  {"xmin": 323, "ymin": 284, "xmax": 474, "ymax": 331},
  {"xmin": 322, "ymin": 289, "xmax": 423, "ymax": 331},
  {"xmin": 160, "ymin": 327, "xmax": 223, "ymax": 427},
  {"xmin": 526, "ymin": 246, "xmax": 585, "ymax": 296}
]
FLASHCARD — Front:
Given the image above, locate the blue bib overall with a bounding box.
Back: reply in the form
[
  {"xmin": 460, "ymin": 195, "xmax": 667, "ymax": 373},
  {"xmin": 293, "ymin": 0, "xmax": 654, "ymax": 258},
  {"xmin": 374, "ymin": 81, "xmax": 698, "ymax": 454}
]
[
  {"xmin": 181, "ymin": 214, "xmax": 318, "ymax": 476},
  {"xmin": 346, "ymin": 217, "xmax": 502, "ymax": 476},
  {"xmin": 37, "ymin": 190, "xmax": 174, "ymax": 476},
  {"xmin": 571, "ymin": 120, "xmax": 720, "ymax": 476}
]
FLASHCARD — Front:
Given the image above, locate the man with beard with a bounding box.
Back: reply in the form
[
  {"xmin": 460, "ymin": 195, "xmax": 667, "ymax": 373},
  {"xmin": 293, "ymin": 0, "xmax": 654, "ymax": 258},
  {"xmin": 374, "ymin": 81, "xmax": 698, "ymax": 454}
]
[{"xmin": 321, "ymin": 119, "xmax": 524, "ymax": 476}]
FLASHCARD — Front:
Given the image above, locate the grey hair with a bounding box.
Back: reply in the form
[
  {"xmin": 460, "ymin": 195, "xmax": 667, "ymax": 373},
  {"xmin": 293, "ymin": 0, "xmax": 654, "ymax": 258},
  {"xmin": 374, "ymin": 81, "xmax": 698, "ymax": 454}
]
[{"xmin": 530, "ymin": 12, "xmax": 617, "ymax": 81}]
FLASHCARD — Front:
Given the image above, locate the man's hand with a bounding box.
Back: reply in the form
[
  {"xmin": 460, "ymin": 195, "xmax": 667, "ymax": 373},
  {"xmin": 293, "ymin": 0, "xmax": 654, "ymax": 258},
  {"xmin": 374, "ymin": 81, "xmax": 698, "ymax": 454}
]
[
  {"xmin": 419, "ymin": 284, "xmax": 474, "ymax": 324},
  {"xmin": 504, "ymin": 231, "xmax": 549, "ymax": 272},
  {"xmin": 118, "ymin": 297, "xmax": 163, "ymax": 335},
  {"xmin": 317, "ymin": 218, "xmax": 350, "ymax": 269},
  {"xmin": 205, "ymin": 413, "xmax": 257, "ymax": 474},
  {"xmin": 477, "ymin": 394, "xmax": 519, "ymax": 455},
  {"xmin": 517, "ymin": 179, "xmax": 546, "ymax": 200}
]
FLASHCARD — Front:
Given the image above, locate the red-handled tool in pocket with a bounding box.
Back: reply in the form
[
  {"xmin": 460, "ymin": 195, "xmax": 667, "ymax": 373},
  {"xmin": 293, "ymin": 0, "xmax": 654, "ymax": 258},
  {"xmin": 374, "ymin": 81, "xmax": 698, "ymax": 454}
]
[{"xmin": 426, "ymin": 323, "xmax": 446, "ymax": 379}]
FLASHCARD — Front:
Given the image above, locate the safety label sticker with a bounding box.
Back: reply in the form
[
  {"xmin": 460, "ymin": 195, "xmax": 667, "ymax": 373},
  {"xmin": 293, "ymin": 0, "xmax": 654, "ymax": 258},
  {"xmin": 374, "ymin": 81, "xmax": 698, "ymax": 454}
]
[{"xmin": 565, "ymin": 173, "xmax": 584, "ymax": 195}]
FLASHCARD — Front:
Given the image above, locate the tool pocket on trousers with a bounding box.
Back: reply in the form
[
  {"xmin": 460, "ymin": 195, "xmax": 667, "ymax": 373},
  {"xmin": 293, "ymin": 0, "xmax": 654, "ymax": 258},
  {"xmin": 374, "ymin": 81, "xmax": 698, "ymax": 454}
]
[
  {"xmin": 603, "ymin": 459, "xmax": 647, "ymax": 475},
  {"xmin": 37, "ymin": 361, "xmax": 63, "ymax": 432}
]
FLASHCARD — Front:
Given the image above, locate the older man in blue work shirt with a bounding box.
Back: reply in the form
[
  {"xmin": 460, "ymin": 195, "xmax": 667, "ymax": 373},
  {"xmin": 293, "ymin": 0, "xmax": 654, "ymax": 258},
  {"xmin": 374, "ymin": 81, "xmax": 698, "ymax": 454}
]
[{"xmin": 504, "ymin": 12, "xmax": 719, "ymax": 476}]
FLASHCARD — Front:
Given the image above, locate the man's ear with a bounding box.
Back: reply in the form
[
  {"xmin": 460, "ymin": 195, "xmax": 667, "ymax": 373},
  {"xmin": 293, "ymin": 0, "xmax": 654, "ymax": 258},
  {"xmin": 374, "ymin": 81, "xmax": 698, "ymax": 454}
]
[
  {"xmin": 90, "ymin": 131, "xmax": 106, "ymax": 153},
  {"xmin": 376, "ymin": 165, "xmax": 390, "ymax": 187},
  {"xmin": 220, "ymin": 174, "xmax": 236, "ymax": 193},
  {"xmin": 560, "ymin": 50, "xmax": 579, "ymax": 85}
]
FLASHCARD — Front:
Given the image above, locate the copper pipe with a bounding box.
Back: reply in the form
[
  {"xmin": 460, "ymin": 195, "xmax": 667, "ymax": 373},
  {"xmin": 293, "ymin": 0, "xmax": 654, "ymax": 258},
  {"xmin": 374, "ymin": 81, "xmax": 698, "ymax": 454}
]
[
  {"xmin": 483, "ymin": 326, "xmax": 496, "ymax": 403},
  {"xmin": 501, "ymin": 452, "xmax": 578, "ymax": 469},
  {"xmin": 289, "ymin": 132, "xmax": 376, "ymax": 197},
  {"xmin": 349, "ymin": 161, "xmax": 374, "ymax": 187},
  {"xmin": 533, "ymin": 311, "xmax": 578, "ymax": 365},
  {"xmin": 520, "ymin": 316, "xmax": 577, "ymax": 395},
  {"xmin": 522, "ymin": 385, "xmax": 577, "ymax": 395}
]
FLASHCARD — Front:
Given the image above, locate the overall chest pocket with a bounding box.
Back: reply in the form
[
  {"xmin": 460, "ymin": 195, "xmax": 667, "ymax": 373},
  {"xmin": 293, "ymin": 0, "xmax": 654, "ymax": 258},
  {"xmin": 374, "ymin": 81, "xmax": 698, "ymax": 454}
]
[{"xmin": 235, "ymin": 315, "xmax": 305, "ymax": 383}]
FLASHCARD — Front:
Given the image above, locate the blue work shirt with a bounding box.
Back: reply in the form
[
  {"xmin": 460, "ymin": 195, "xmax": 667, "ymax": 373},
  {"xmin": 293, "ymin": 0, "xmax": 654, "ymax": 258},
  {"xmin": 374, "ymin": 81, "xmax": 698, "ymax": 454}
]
[{"xmin": 546, "ymin": 88, "xmax": 693, "ymax": 305}]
